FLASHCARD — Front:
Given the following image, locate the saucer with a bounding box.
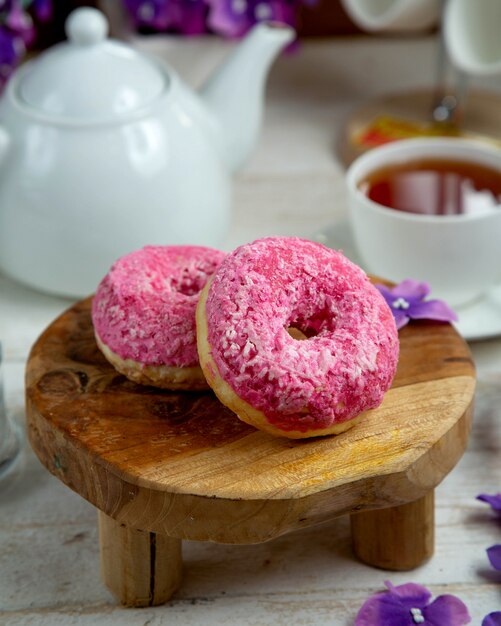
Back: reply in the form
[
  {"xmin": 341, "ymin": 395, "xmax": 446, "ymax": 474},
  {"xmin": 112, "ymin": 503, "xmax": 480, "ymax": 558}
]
[{"xmin": 312, "ymin": 219, "xmax": 501, "ymax": 342}]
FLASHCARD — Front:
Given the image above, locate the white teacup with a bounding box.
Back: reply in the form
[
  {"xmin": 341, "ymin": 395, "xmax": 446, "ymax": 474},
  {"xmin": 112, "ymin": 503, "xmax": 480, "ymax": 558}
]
[
  {"xmin": 444, "ymin": 0, "xmax": 501, "ymax": 75},
  {"xmin": 346, "ymin": 138, "xmax": 501, "ymax": 308},
  {"xmin": 339, "ymin": 0, "xmax": 441, "ymax": 33}
]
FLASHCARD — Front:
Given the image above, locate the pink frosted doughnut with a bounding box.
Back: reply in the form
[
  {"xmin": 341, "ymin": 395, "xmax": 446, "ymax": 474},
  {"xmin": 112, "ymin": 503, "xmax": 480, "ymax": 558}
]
[
  {"xmin": 196, "ymin": 237, "xmax": 399, "ymax": 438},
  {"xmin": 92, "ymin": 245, "xmax": 225, "ymax": 390}
]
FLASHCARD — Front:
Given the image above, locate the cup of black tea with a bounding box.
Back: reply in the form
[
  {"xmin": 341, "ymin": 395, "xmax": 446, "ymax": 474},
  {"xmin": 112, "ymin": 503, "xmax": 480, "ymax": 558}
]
[{"xmin": 346, "ymin": 138, "xmax": 501, "ymax": 308}]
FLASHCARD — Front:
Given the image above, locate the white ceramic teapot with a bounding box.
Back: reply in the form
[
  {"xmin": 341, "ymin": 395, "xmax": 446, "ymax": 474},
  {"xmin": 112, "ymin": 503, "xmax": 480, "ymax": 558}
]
[{"xmin": 0, "ymin": 8, "xmax": 293, "ymax": 297}]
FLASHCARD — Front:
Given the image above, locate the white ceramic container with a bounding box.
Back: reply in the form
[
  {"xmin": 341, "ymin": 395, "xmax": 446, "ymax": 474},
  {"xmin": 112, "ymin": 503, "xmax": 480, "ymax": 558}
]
[
  {"xmin": 0, "ymin": 8, "xmax": 293, "ymax": 297},
  {"xmin": 339, "ymin": 0, "xmax": 441, "ymax": 32},
  {"xmin": 346, "ymin": 137, "xmax": 501, "ymax": 308},
  {"xmin": 444, "ymin": 0, "xmax": 501, "ymax": 76}
]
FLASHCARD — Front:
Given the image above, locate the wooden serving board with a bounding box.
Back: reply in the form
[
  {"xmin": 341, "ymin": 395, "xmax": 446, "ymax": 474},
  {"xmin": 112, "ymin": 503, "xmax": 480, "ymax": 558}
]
[{"xmin": 26, "ymin": 297, "xmax": 475, "ymax": 606}]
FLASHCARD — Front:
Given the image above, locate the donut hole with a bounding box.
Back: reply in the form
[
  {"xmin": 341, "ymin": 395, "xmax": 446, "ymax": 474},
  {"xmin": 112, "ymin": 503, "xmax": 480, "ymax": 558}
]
[
  {"xmin": 287, "ymin": 326, "xmax": 317, "ymax": 341},
  {"xmin": 286, "ymin": 308, "xmax": 332, "ymax": 341},
  {"xmin": 171, "ymin": 280, "xmax": 200, "ymax": 297},
  {"xmin": 170, "ymin": 271, "xmax": 208, "ymax": 297}
]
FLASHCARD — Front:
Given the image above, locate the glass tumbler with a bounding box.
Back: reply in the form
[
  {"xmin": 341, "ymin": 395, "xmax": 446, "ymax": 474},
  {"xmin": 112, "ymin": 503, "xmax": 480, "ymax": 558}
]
[{"xmin": 0, "ymin": 342, "xmax": 22, "ymax": 480}]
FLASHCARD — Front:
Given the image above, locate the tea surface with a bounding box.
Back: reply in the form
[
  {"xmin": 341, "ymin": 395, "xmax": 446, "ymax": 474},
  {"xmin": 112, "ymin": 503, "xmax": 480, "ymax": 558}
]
[{"xmin": 359, "ymin": 159, "xmax": 501, "ymax": 215}]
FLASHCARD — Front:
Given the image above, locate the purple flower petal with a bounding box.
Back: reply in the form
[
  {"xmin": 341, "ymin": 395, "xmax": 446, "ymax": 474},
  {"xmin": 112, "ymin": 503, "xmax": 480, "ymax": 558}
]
[
  {"xmin": 403, "ymin": 299, "xmax": 458, "ymax": 323},
  {"xmin": 356, "ymin": 581, "xmax": 470, "ymax": 626},
  {"xmin": 0, "ymin": 27, "xmax": 25, "ymax": 87},
  {"xmin": 374, "ymin": 285, "xmax": 411, "ymax": 328},
  {"xmin": 375, "ymin": 283, "xmax": 422, "ymax": 311},
  {"xmin": 6, "ymin": 4, "xmax": 35, "ymax": 46},
  {"xmin": 375, "ymin": 280, "xmax": 457, "ymax": 329},
  {"xmin": 486, "ymin": 544, "xmax": 501, "ymax": 571},
  {"xmin": 384, "ymin": 581, "xmax": 432, "ymax": 608},
  {"xmin": 355, "ymin": 591, "xmax": 412, "ymax": 626},
  {"xmin": 207, "ymin": 0, "xmax": 299, "ymax": 38},
  {"xmin": 170, "ymin": 0, "xmax": 208, "ymax": 35},
  {"xmin": 6, "ymin": 5, "xmax": 32, "ymax": 33},
  {"xmin": 483, "ymin": 612, "xmax": 501, "ymax": 626},
  {"xmin": 375, "ymin": 284, "xmax": 395, "ymax": 301},
  {"xmin": 33, "ymin": 0, "xmax": 53, "ymax": 22},
  {"xmin": 257, "ymin": 1, "xmax": 297, "ymax": 27},
  {"xmin": 123, "ymin": 0, "xmax": 209, "ymax": 34},
  {"xmin": 477, "ymin": 493, "xmax": 501, "ymax": 514},
  {"xmin": 0, "ymin": 26, "xmax": 23, "ymax": 65},
  {"xmin": 392, "ymin": 308, "xmax": 410, "ymax": 330},
  {"xmin": 391, "ymin": 279, "xmax": 431, "ymax": 300},
  {"xmin": 123, "ymin": 0, "xmax": 173, "ymax": 30},
  {"xmin": 423, "ymin": 595, "xmax": 471, "ymax": 625},
  {"xmin": 207, "ymin": 0, "xmax": 254, "ymax": 37}
]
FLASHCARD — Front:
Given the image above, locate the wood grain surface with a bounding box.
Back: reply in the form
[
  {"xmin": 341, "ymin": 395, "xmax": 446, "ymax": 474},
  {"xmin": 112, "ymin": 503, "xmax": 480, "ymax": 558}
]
[
  {"xmin": 26, "ymin": 297, "xmax": 475, "ymax": 544},
  {"xmin": 98, "ymin": 511, "xmax": 182, "ymax": 607}
]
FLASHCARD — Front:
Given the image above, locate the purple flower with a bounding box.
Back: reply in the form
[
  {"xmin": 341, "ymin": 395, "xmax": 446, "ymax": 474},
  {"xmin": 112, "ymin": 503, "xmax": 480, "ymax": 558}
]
[
  {"xmin": 207, "ymin": 0, "xmax": 297, "ymax": 38},
  {"xmin": 168, "ymin": 0, "xmax": 209, "ymax": 35},
  {"xmin": 0, "ymin": 0, "xmax": 53, "ymax": 90},
  {"xmin": 376, "ymin": 280, "xmax": 458, "ymax": 330},
  {"xmin": 0, "ymin": 26, "xmax": 24, "ymax": 87},
  {"xmin": 122, "ymin": 0, "xmax": 317, "ymax": 38},
  {"xmin": 355, "ymin": 581, "xmax": 471, "ymax": 626},
  {"xmin": 486, "ymin": 545, "xmax": 501, "ymax": 571},
  {"xmin": 122, "ymin": 0, "xmax": 208, "ymax": 34},
  {"xmin": 32, "ymin": 0, "xmax": 53, "ymax": 22},
  {"xmin": 477, "ymin": 493, "xmax": 501, "ymax": 516},
  {"xmin": 122, "ymin": 0, "xmax": 174, "ymax": 30},
  {"xmin": 477, "ymin": 496, "xmax": 501, "ymax": 573},
  {"xmin": 6, "ymin": 2, "xmax": 35, "ymax": 46},
  {"xmin": 483, "ymin": 613, "xmax": 501, "ymax": 626}
]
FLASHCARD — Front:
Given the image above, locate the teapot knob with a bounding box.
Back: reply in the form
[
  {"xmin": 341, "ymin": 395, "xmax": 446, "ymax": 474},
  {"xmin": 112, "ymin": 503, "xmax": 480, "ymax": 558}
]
[{"xmin": 65, "ymin": 7, "xmax": 109, "ymax": 45}]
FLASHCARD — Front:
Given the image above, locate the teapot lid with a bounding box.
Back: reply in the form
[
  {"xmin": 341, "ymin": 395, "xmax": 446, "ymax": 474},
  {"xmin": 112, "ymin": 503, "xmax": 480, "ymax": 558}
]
[{"xmin": 16, "ymin": 8, "xmax": 167, "ymax": 122}]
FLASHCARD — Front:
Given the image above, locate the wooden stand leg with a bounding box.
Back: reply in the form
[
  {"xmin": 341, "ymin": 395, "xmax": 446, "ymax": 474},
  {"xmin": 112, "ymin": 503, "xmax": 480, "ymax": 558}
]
[
  {"xmin": 350, "ymin": 491, "xmax": 434, "ymax": 571},
  {"xmin": 98, "ymin": 511, "xmax": 182, "ymax": 607}
]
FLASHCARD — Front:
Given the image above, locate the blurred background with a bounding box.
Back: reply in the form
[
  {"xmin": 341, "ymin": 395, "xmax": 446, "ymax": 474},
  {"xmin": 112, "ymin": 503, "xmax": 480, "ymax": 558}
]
[{"xmin": 0, "ymin": 0, "xmax": 376, "ymax": 89}]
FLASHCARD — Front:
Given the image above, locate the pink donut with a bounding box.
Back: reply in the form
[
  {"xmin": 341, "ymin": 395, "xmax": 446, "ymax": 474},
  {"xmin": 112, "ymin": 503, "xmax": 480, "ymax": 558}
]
[
  {"xmin": 196, "ymin": 237, "xmax": 399, "ymax": 438},
  {"xmin": 92, "ymin": 245, "xmax": 225, "ymax": 390}
]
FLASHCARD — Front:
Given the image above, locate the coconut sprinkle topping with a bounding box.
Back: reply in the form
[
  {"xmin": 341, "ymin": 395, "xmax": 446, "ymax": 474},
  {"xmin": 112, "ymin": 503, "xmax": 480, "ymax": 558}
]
[
  {"xmin": 204, "ymin": 237, "xmax": 399, "ymax": 433},
  {"xmin": 92, "ymin": 245, "xmax": 225, "ymax": 368}
]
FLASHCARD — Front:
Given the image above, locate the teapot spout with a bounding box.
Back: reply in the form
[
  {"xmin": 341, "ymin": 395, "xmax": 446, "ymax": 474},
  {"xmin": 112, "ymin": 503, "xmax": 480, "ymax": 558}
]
[{"xmin": 201, "ymin": 22, "xmax": 294, "ymax": 173}]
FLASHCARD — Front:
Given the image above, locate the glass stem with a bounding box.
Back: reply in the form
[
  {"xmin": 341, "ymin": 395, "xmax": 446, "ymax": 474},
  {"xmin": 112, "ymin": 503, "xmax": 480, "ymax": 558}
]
[{"xmin": 432, "ymin": 0, "xmax": 468, "ymax": 125}]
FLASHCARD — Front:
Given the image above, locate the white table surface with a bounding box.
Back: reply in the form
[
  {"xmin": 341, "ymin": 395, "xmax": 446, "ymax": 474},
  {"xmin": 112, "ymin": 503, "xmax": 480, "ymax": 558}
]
[{"xmin": 2, "ymin": 33, "xmax": 501, "ymax": 624}]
